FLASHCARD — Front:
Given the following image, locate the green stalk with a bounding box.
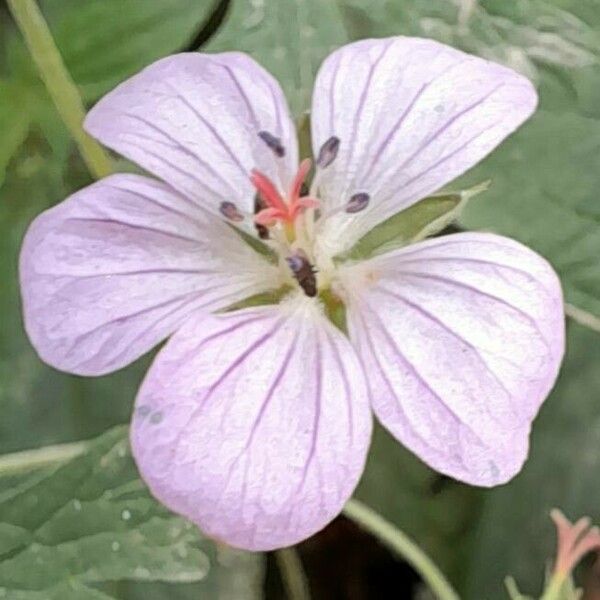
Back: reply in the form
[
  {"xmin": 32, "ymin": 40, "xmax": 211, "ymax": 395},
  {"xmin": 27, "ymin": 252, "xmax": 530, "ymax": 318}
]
[
  {"xmin": 539, "ymin": 575, "xmax": 567, "ymax": 600},
  {"xmin": 7, "ymin": 0, "xmax": 113, "ymax": 180},
  {"xmin": 343, "ymin": 499, "xmax": 460, "ymax": 600},
  {"xmin": 275, "ymin": 547, "xmax": 311, "ymax": 600},
  {"xmin": 0, "ymin": 440, "xmax": 86, "ymax": 476}
]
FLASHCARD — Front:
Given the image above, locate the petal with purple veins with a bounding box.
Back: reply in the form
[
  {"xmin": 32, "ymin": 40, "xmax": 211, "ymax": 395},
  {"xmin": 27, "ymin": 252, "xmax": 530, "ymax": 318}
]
[
  {"xmin": 19, "ymin": 174, "xmax": 279, "ymax": 376},
  {"xmin": 311, "ymin": 37, "xmax": 538, "ymax": 255},
  {"xmin": 131, "ymin": 298, "xmax": 372, "ymax": 550},
  {"xmin": 339, "ymin": 232, "xmax": 564, "ymax": 486},
  {"xmin": 85, "ymin": 53, "xmax": 298, "ymax": 228}
]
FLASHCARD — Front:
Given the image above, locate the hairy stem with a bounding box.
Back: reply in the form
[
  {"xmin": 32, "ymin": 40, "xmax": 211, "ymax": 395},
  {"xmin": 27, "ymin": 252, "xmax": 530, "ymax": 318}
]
[
  {"xmin": 343, "ymin": 499, "xmax": 460, "ymax": 600},
  {"xmin": 7, "ymin": 0, "xmax": 113, "ymax": 179}
]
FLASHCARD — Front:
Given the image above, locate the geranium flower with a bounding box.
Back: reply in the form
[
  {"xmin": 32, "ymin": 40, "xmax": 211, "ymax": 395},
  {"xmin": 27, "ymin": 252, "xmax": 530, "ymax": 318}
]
[{"xmin": 19, "ymin": 37, "xmax": 564, "ymax": 550}]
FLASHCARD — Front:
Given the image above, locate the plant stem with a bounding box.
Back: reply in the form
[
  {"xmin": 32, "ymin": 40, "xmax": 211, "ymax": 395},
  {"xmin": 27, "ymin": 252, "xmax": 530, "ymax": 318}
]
[
  {"xmin": 539, "ymin": 575, "xmax": 566, "ymax": 600},
  {"xmin": 0, "ymin": 440, "xmax": 86, "ymax": 476},
  {"xmin": 275, "ymin": 547, "xmax": 311, "ymax": 600},
  {"xmin": 7, "ymin": 0, "xmax": 113, "ymax": 180},
  {"xmin": 343, "ymin": 499, "xmax": 460, "ymax": 600}
]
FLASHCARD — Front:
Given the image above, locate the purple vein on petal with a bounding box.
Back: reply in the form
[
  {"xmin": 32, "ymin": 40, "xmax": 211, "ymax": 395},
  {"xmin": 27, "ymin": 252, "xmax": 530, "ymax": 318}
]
[
  {"xmin": 396, "ymin": 83, "xmax": 505, "ymax": 174},
  {"xmin": 63, "ymin": 217, "xmax": 204, "ymax": 246},
  {"xmin": 119, "ymin": 112, "xmax": 240, "ymax": 198},
  {"xmin": 217, "ymin": 63, "xmax": 260, "ymax": 131},
  {"xmin": 377, "ymin": 119, "xmax": 502, "ymax": 209},
  {"xmin": 297, "ymin": 321, "xmax": 323, "ymax": 493},
  {"xmin": 116, "ymin": 283, "xmax": 266, "ymax": 370},
  {"xmin": 362, "ymin": 82, "xmax": 428, "ymax": 180},
  {"xmin": 396, "ymin": 270, "xmax": 553, "ymax": 354},
  {"xmin": 362, "ymin": 297, "xmax": 491, "ymax": 446},
  {"xmin": 391, "ymin": 252, "xmax": 556, "ymax": 299},
  {"xmin": 343, "ymin": 41, "xmax": 393, "ymax": 176},
  {"xmin": 118, "ymin": 138, "xmax": 231, "ymax": 203},
  {"xmin": 162, "ymin": 80, "xmax": 249, "ymax": 179},
  {"xmin": 327, "ymin": 51, "xmax": 344, "ymax": 135},
  {"xmin": 223, "ymin": 332, "xmax": 300, "ymax": 481},
  {"xmin": 363, "ymin": 57, "xmax": 469, "ymax": 181},
  {"xmin": 65, "ymin": 289, "xmax": 206, "ymax": 368},
  {"xmin": 173, "ymin": 316, "xmax": 287, "ymax": 462},
  {"xmin": 323, "ymin": 326, "xmax": 355, "ymax": 443},
  {"xmin": 352, "ymin": 303, "xmax": 460, "ymax": 465},
  {"xmin": 375, "ymin": 283, "xmax": 516, "ymax": 402},
  {"xmin": 44, "ymin": 268, "xmax": 216, "ymax": 279},
  {"xmin": 104, "ymin": 183, "xmax": 208, "ymax": 227}
]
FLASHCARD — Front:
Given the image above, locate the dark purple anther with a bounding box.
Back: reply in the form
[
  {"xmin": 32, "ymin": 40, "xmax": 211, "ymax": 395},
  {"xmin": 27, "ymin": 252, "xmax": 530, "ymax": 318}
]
[
  {"xmin": 258, "ymin": 130, "xmax": 285, "ymax": 157},
  {"xmin": 345, "ymin": 192, "xmax": 370, "ymax": 214},
  {"xmin": 317, "ymin": 136, "xmax": 340, "ymax": 168},
  {"xmin": 220, "ymin": 201, "xmax": 244, "ymax": 222}
]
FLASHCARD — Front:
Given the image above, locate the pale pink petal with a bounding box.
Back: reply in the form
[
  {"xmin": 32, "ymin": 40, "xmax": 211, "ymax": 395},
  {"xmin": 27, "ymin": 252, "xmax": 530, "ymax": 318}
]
[
  {"xmin": 339, "ymin": 233, "xmax": 564, "ymax": 486},
  {"xmin": 311, "ymin": 37, "xmax": 538, "ymax": 255},
  {"xmin": 85, "ymin": 53, "xmax": 298, "ymax": 228},
  {"xmin": 131, "ymin": 298, "xmax": 372, "ymax": 550},
  {"xmin": 20, "ymin": 174, "xmax": 279, "ymax": 376}
]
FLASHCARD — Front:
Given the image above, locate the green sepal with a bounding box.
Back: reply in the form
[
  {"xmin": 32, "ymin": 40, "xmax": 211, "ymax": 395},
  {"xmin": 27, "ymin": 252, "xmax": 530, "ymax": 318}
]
[
  {"xmin": 319, "ymin": 288, "xmax": 347, "ymax": 334},
  {"xmin": 228, "ymin": 224, "xmax": 277, "ymax": 262},
  {"xmin": 220, "ymin": 286, "xmax": 293, "ymax": 313},
  {"xmin": 342, "ymin": 180, "xmax": 490, "ymax": 261}
]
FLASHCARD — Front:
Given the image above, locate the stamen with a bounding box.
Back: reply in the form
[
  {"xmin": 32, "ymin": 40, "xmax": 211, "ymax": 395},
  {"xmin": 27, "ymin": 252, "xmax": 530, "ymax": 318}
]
[
  {"xmin": 258, "ymin": 130, "xmax": 285, "ymax": 157},
  {"xmin": 346, "ymin": 192, "xmax": 370, "ymax": 213},
  {"xmin": 317, "ymin": 136, "xmax": 340, "ymax": 168},
  {"xmin": 219, "ymin": 201, "xmax": 244, "ymax": 222},
  {"xmin": 251, "ymin": 160, "xmax": 318, "ymax": 231}
]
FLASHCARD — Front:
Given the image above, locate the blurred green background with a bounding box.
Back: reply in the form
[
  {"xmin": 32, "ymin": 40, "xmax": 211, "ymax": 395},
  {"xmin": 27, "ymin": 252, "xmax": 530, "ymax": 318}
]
[{"xmin": 1, "ymin": 0, "xmax": 600, "ymax": 598}]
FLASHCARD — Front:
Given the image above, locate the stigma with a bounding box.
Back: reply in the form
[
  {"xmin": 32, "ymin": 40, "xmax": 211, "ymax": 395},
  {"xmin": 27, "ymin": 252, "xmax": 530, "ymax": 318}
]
[{"xmin": 251, "ymin": 159, "xmax": 319, "ymax": 237}]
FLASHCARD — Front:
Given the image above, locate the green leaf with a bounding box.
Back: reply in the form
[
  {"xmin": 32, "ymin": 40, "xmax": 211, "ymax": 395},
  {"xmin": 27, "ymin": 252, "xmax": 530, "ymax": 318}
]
[
  {"xmin": 464, "ymin": 322, "xmax": 600, "ymax": 599},
  {"xmin": 343, "ymin": 182, "xmax": 489, "ymax": 261},
  {"xmin": 354, "ymin": 424, "xmax": 482, "ymax": 589},
  {"xmin": 205, "ymin": 0, "xmax": 350, "ymax": 114},
  {"xmin": 0, "ymin": 427, "xmax": 212, "ymax": 598},
  {"xmin": 41, "ymin": 0, "xmax": 220, "ymax": 101},
  {"xmin": 338, "ymin": 0, "xmax": 600, "ymax": 86}
]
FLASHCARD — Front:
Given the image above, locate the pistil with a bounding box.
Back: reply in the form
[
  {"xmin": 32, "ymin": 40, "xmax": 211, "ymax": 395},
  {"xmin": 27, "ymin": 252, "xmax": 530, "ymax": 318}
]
[{"xmin": 251, "ymin": 159, "xmax": 319, "ymax": 244}]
